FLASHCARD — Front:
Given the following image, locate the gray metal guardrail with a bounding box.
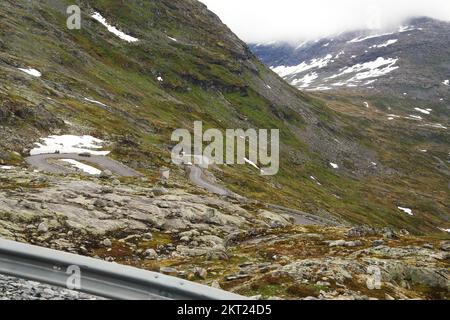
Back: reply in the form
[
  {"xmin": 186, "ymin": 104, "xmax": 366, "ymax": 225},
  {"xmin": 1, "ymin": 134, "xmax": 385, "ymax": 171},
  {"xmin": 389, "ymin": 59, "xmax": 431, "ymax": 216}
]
[{"xmin": 0, "ymin": 239, "xmax": 246, "ymax": 300}]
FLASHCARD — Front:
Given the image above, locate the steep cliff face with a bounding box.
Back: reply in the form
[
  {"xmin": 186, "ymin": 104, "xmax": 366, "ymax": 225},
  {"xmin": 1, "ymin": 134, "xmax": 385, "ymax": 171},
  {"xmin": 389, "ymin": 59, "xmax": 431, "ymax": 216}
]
[{"xmin": 0, "ymin": 1, "xmax": 448, "ymax": 233}]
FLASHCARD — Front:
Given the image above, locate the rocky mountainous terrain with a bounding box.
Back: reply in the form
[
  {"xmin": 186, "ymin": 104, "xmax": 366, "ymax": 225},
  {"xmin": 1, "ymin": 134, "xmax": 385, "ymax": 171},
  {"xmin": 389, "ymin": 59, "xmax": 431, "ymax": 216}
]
[
  {"xmin": 0, "ymin": 168, "xmax": 448, "ymax": 300},
  {"xmin": 0, "ymin": 1, "xmax": 449, "ymax": 299},
  {"xmin": 251, "ymin": 17, "xmax": 450, "ymax": 126},
  {"xmin": 251, "ymin": 18, "xmax": 450, "ymax": 95},
  {"xmin": 250, "ymin": 17, "xmax": 450, "ymax": 233}
]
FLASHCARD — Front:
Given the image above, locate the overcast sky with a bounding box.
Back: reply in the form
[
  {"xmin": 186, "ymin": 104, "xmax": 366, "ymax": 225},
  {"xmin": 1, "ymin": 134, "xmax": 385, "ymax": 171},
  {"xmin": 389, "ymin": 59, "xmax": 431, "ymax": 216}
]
[{"xmin": 198, "ymin": 0, "xmax": 450, "ymax": 43}]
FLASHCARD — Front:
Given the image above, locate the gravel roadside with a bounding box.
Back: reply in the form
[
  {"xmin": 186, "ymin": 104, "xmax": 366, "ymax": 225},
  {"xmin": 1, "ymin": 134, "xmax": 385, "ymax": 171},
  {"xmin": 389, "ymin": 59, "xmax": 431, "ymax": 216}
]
[{"xmin": 0, "ymin": 274, "xmax": 101, "ymax": 300}]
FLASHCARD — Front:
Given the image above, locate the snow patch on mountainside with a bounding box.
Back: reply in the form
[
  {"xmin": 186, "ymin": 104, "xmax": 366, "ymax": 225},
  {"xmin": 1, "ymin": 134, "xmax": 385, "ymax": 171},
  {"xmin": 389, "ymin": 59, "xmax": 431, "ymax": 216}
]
[
  {"xmin": 398, "ymin": 25, "xmax": 422, "ymax": 33},
  {"xmin": 295, "ymin": 41, "xmax": 308, "ymax": 50},
  {"xmin": 18, "ymin": 68, "xmax": 41, "ymax": 77},
  {"xmin": 348, "ymin": 32, "xmax": 394, "ymax": 43},
  {"xmin": 349, "ymin": 25, "xmax": 420, "ymax": 43},
  {"xmin": 328, "ymin": 57, "xmax": 399, "ymax": 86},
  {"xmin": 92, "ymin": 12, "xmax": 139, "ymax": 43},
  {"xmin": 370, "ymin": 39, "xmax": 398, "ymax": 48},
  {"xmin": 271, "ymin": 54, "xmax": 333, "ymax": 78},
  {"xmin": 414, "ymin": 108, "xmax": 432, "ymax": 115},
  {"xmin": 310, "ymin": 176, "xmax": 322, "ymax": 186},
  {"xmin": 306, "ymin": 86, "xmax": 332, "ymax": 91},
  {"xmin": 292, "ymin": 72, "xmax": 318, "ymax": 88},
  {"xmin": 84, "ymin": 97, "xmax": 109, "ymax": 107},
  {"xmin": 420, "ymin": 123, "xmax": 448, "ymax": 130},
  {"xmin": 30, "ymin": 135, "xmax": 110, "ymax": 156},
  {"xmin": 398, "ymin": 207, "xmax": 414, "ymax": 216}
]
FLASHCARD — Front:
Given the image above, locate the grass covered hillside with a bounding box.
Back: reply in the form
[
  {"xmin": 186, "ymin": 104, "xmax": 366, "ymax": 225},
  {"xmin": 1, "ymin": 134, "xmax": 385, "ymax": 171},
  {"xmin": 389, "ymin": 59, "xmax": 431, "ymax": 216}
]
[{"xmin": 0, "ymin": 0, "xmax": 448, "ymax": 235}]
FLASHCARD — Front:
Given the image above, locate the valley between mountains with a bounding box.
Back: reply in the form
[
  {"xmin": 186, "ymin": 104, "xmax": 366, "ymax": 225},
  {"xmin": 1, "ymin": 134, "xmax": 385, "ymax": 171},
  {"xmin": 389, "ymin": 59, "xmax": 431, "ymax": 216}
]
[{"xmin": 0, "ymin": 0, "xmax": 448, "ymax": 299}]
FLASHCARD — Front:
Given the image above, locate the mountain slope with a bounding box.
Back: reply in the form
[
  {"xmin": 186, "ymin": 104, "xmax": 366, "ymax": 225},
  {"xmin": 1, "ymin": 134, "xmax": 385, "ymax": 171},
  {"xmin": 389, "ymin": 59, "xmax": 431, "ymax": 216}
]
[
  {"xmin": 250, "ymin": 17, "xmax": 450, "ymax": 124},
  {"xmin": 252, "ymin": 19, "xmax": 449, "ymax": 92},
  {"xmin": 0, "ymin": 1, "xmax": 448, "ymax": 234},
  {"xmin": 250, "ymin": 17, "xmax": 450, "ymax": 233}
]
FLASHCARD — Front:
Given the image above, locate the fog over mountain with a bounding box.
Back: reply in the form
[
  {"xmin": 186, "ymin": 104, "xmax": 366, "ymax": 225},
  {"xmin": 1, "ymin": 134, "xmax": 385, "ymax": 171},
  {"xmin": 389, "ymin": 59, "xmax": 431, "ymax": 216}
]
[{"xmin": 199, "ymin": 0, "xmax": 450, "ymax": 43}]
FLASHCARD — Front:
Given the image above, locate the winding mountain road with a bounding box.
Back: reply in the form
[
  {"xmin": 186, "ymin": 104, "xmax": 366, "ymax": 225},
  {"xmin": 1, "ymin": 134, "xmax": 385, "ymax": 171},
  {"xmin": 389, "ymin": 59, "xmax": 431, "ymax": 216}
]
[
  {"xmin": 25, "ymin": 153, "xmax": 141, "ymax": 177},
  {"xmin": 188, "ymin": 166, "xmax": 230, "ymax": 196},
  {"xmin": 187, "ymin": 165, "xmax": 339, "ymax": 226}
]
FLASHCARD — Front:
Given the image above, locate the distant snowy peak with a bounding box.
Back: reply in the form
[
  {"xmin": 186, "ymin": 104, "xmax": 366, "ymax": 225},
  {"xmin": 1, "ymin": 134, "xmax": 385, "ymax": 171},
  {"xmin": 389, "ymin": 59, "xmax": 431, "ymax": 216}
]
[
  {"xmin": 250, "ymin": 17, "xmax": 450, "ymax": 93},
  {"xmin": 270, "ymin": 54, "xmax": 400, "ymax": 91},
  {"xmin": 348, "ymin": 24, "xmax": 421, "ymax": 43},
  {"xmin": 259, "ymin": 25, "xmax": 412, "ymax": 91}
]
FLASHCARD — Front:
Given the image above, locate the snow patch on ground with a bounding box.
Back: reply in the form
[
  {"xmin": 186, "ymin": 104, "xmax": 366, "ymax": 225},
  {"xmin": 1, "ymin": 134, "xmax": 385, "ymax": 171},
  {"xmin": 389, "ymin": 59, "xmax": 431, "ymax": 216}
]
[
  {"xmin": 310, "ymin": 176, "xmax": 322, "ymax": 186},
  {"xmin": 443, "ymin": 80, "xmax": 449, "ymax": 86},
  {"xmin": 420, "ymin": 123, "xmax": 448, "ymax": 130},
  {"xmin": 18, "ymin": 68, "xmax": 41, "ymax": 77},
  {"xmin": 388, "ymin": 114, "xmax": 422, "ymax": 121},
  {"xmin": 348, "ymin": 25, "xmax": 419, "ymax": 43},
  {"xmin": 398, "ymin": 25, "xmax": 421, "ymax": 33},
  {"xmin": 398, "ymin": 207, "xmax": 414, "ymax": 216},
  {"xmin": 328, "ymin": 57, "xmax": 399, "ymax": 86},
  {"xmin": 0, "ymin": 166, "xmax": 13, "ymax": 170},
  {"xmin": 30, "ymin": 135, "xmax": 110, "ymax": 156},
  {"xmin": 306, "ymin": 86, "xmax": 332, "ymax": 91},
  {"xmin": 330, "ymin": 162, "xmax": 339, "ymax": 169},
  {"xmin": 370, "ymin": 39, "xmax": 398, "ymax": 48},
  {"xmin": 414, "ymin": 108, "xmax": 432, "ymax": 115},
  {"xmin": 348, "ymin": 32, "xmax": 394, "ymax": 43},
  {"xmin": 91, "ymin": 12, "xmax": 138, "ymax": 43},
  {"xmin": 61, "ymin": 159, "xmax": 102, "ymax": 175},
  {"xmin": 271, "ymin": 54, "xmax": 333, "ymax": 78},
  {"xmin": 84, "ymin": 97, "xmax": 109, "ymax": 107},
  {"xmin": 295, "ymin": 41, "xmax": 308, "ymax": 50},
  {"xmin": 292, "ymin": 72, "xmax": 318, "ymax": 88},
  {"xmin": 335, "ymin": 51, "xmax": 345, "ymax": 59}
]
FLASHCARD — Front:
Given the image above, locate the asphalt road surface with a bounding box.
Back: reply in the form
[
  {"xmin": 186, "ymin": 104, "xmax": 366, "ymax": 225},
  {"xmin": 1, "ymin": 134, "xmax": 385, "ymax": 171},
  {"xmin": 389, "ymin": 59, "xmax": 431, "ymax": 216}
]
[
  {"xmin": 188, "ymin": 165, "xmax": 230, "ymax": 196},
  {"xmin": 187, "ymin": 166, "xmax": 335, "ymax": 226},
  {"xmin": 25, "ymin": 153, "xmax": 141, "ymax": 177}
]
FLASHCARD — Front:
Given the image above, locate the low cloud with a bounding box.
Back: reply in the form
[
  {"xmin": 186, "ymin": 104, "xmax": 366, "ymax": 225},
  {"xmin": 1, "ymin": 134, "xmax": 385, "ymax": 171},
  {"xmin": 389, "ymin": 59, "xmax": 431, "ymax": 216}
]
[{"xmin": 199, "ymin": 0, "xmax": 450, "ymax": 43}]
